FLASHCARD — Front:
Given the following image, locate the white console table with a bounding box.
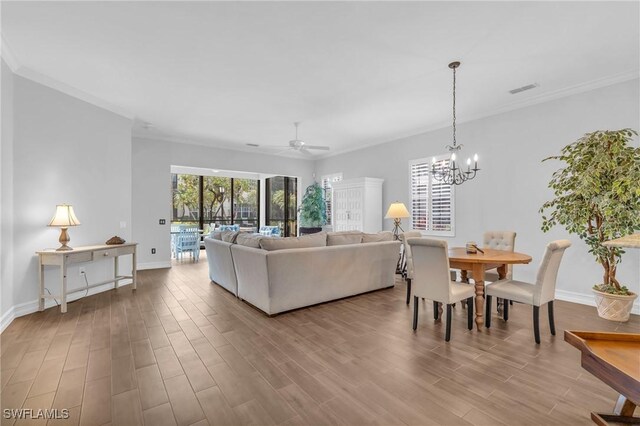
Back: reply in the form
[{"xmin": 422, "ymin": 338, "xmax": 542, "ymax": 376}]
[{"xmin": 36, "ymin": 243, "xmax": 137, "ymax": 313}]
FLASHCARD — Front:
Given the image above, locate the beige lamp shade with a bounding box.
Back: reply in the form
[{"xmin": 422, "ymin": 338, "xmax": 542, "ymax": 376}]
[
  {"xmin": 385, "ymin": 202, "xmax": 410, "ymax": 219},
  {"xmin": 48, "ymin": 204, "xmax": 81, "ymax": 227}
]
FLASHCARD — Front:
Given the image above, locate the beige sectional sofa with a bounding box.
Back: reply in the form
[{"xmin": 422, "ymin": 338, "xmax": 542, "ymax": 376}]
[{"xmin": 204, "ymin": 231, "xmax": 400, "ymax": 315}]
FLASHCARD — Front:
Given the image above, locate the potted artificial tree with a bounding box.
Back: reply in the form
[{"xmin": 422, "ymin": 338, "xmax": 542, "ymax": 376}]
[
  {"xmin": 540, "ymin": 129, "xmax": 640, "ymax": 321},
  {"xmin": 298, "ymin": 182, "xmax": 327, "ymax": 235}
]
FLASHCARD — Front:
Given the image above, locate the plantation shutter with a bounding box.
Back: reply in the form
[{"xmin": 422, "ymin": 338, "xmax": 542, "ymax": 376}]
[{"xmin": 409, "ymin": 157, "xmax": 454, "ymax": 235}]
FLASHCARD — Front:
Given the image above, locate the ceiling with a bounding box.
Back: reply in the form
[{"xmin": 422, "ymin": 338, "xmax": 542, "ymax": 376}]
[{"xmin": 2, "ymin": 1, "xmax": 639, "ymax": 157}]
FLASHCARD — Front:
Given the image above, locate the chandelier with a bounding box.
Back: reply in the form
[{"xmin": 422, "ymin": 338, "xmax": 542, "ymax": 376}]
[{"xmin": 431, "ymin": 61, "xmax": 480, "ymax": 185}]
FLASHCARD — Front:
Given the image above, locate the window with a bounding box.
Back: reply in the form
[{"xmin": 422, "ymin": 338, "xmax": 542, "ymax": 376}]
[
  {"xmin": 172, "ymin": 173, "xmax": 260, "ymax": 230},
  {"xmin": 321, "ymin": 173, "xmax": 343, "ymax": 225},
  {"xmin": 409, "ymin": 156, "xmax": 455, "ymax": 236}
]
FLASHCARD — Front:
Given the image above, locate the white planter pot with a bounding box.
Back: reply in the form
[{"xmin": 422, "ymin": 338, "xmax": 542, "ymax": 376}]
[{"xmin": 593, "ymin": 289, "xmax": 638, "ymax": 322}]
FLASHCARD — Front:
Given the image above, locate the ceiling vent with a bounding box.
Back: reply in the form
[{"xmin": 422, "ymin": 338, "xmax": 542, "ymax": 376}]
[
  {"xmin": 509, "ymin": 83, "xmax": 539, "ymax": 95},
  {"xmin": 246, "ymin": 143, "xmax": 259, "ymax": 147}
]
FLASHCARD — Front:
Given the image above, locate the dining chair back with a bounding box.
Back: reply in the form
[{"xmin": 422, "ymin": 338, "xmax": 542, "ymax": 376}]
[
  {"xmin": 534, "ymin": 239, "xmax": 572, "ymax": 306},
  {"xmin": 408, "ymin": 238, "xmax": 475, "ymax": 341},
  {"xmin": 175, "ymin": 227, "xmax": 200, "ymax": 261},
  {"xmin": 485, "ymin": 239, "xmax": 571, "ymax": 343},
  {"xmin": 483, "ymin": 231, "xmax": 517, "ymax": 280},
  {"xmin": 410, "ymin": 238, "xmax": 453, "ymax": 303},
  {"xmin": 399, "ymin": 231, "xmax": 422, "ymax": 304}
]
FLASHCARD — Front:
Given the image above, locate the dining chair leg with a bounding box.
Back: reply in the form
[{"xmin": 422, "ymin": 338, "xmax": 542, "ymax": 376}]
[
  {"xmin": 503, "ymin": 299, "xmax": 509, "ymax": 321},
  {"xmin": 533, "ymin": 306, "xmax": 541, "ymax": 344},
  {"xmin": 406, "ymin": 279, "xmax": 412, "ymax": 305},
  {"xmin": 485, "ymin": 295, "xmax": 492, "ymax": 328},
  {"xmin": 412, "ymin": 296, "xmax": 419, "ymax": 330},
  {"xmin": 548, "ymin": 301, "xmax": 556, "ymax": 336},
  {"xmin": 445, "ymin": 304, "xmax": 452, "ymax": 342},
  {"xmin": 467, "ymin": 297, "xmax": 473, "ymax": 330},
  {"xmin": 433, "ymin": 301, "xmax": 439, "ymax": 320}
]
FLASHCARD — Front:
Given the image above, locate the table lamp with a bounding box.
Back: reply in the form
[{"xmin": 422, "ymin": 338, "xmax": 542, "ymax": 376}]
[
  {"xmin": 48, "ymin": 204, "xmax": 81, "ymax": 251},
  {"xmin": 385, "ymin": 201, "xmax": 410, "ymax": 240}
]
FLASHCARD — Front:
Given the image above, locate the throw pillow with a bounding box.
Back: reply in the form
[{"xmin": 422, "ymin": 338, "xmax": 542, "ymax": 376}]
[
  {"xmin": 221, "ymin": 230, "xmax": 239, "ymax": 243},
  {"xmin": 259, "ymin": 232, "xmax": 327, "ymax": 251},
  {"xmin": 210, "ymin": 230, "xmax": 223, "ymax": 241},
  {"xmin": 362, "ymin": 231, "xmax": 395, "ymax": 243},
  {"xmin": 236, "ymin": 233, "xmax": 263, "ymax": 249},
  {"xmin": 327, "ymin": 231, "xmax": 363, "ymax": 246}
]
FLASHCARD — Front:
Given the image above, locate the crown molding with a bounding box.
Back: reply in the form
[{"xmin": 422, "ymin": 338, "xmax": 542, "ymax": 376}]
[
  {"xmin": 1, "ymin": 33, "xmax": 135, "ymax": 119},
  {"xmin": 316, "ymin": 70, "xmax": 640, "ymax": 160},
  {"xmin": 1, "ymin": 35, "xmax": 19, "ymax": 72},
  {"xmin": 16, "ymin": 67, "xmax": 135, "ymax": 119}
]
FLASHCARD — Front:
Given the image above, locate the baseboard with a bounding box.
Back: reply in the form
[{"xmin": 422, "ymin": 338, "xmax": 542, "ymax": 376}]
[
  {"xmin": 0, "ymin": 281, "xmax": 134, "ymax": 333},
  {"xmin": 555, "ymin": 289, "xmax": 640, "ymax": 315},
  {"xmin": 137, "ymin": 261, "xmax": 172, "ymax": 270},
  {"xmin": 0, "ymin": 307, "xmax": 16, "ymax": 334}
]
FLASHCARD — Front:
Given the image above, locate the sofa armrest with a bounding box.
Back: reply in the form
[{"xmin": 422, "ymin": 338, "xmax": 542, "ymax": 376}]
[{"xmin": 230, "ymin": 244, "xmax": 271, "ymax": 313}]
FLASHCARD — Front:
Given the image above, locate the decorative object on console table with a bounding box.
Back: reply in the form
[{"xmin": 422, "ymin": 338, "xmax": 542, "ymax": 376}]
[
  {"xmin": 48, "ymin": 204, "xmax": 81, "ymax": 251},
  {"xmin": 541, "ymin": 128, "xmax": 640, "ymax": 322},
  {"xmin": 36, "ymin": 243, "xmax": 137, "ymax": 313},
  {"xmin": 105, "ymin": 236, "xmax": 126, "ymax": 245},
  {"xmin": 298, "ymin": 182, "xmax": 327, "ymax": 235}
]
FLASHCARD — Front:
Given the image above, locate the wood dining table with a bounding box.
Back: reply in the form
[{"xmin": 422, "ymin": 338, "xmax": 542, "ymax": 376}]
[{"xmin": 448, "ymin": 247, "xmax": 533, "ymax": 330}]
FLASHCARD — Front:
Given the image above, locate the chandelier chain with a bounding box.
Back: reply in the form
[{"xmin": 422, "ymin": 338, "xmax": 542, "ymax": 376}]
[{"xmin": 452, "ymin": 65, "xmax": 456, "ymax": 148}]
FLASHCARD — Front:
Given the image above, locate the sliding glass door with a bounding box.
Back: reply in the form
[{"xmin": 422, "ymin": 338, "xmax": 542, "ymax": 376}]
[{"xmin": 265, "ymin": 176, "xmax": 297, "ymax": 237}]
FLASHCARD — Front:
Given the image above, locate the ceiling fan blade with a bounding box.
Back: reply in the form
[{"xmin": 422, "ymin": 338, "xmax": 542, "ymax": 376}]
[
  {"xmin": 304, "ymin": 145, "xmax": 330, "ymax": 151},
  {"xmin": 299, "ymin": 148, "xmax": 314, "ymax": 156}
]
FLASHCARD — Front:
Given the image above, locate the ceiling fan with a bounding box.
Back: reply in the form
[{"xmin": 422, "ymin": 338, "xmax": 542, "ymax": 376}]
[{"xmin": 261, "ymin": 122, "xmax": 330, "ymax": 156}]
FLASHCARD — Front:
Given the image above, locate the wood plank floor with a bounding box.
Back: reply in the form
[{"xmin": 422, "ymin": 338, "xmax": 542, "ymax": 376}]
[{"xmin": 1, "ymin": 251, "xmax": 638, "ymax": 426}]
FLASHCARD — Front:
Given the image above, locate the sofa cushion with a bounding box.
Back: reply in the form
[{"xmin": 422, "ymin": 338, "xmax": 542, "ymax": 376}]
[
  {"xmin": 210, "ymin": 230, "xmax": 223, "ymax": 240},
  {"xmin": 236, "ymin": 233, "xmax": 264, "ymax": 248},
  {"xmin": 362, "ymin": 231, "xmax": 394, "ymax": 243},
  {"xmin": 260, "ymin": 232, "xmax": 327, "ymax": 251},
  {"xmin": 221, "ymin": 230, "xmax": 239, "ymax": 243},
  {"xmin": 327, "ymin": 231, "xmax": 363, "ymax": 246}
]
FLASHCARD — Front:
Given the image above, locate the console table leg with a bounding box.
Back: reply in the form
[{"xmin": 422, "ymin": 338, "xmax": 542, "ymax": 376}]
[
  {"xmin": 132, "ymin": 250, "xmax": 137, "ymax": 291},
  {"xmin": 38, "ymin": 259, "xmax": 45, "ymax": 311},
  {"xmin": 114, "ymin": 256, "xmax": 119, "ymax": 289},
  {"xmin": 61, "ymin": 262, "xmax": 68, "ymax": 313}
]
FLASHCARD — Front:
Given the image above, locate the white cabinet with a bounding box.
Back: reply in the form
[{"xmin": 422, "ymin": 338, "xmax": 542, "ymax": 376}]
[{"xmin": 332, "ymin": 177, "xmax": 384, "ymax": 233}]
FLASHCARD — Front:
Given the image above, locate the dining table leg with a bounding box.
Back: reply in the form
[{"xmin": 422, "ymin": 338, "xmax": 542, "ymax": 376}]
[
  {"xmin": 472, "ymin": 264, "xmax": 485, "ymax": 330},
  {"xmin": 496, "ymin": 264, "xmax": 508, "ymax": 314},
  {"xmin": 460, "ymin": 270, "xmax": 469, "ymax": 309}
]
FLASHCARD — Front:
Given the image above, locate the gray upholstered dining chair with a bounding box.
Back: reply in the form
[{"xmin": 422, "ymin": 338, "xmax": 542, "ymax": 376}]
[
  {"xmin": 399, "ymin": 231, "xmax": 422, "ymax": 304},
  {"xmin": 408, "ymin": 238, "xmax": 475, "ymax": 342},
  {"xmin": 485, "ymin": 240, "xmax": 571, "ymax": 344},
  {"xmin": 483, "ymin": 231, "xmax": 517, "ymax": 282},
  {"xmin": 401, "ymin": 231, "xmax": 457, "ymax": 305}
]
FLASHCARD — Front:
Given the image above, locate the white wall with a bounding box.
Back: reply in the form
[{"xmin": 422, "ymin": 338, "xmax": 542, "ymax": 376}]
[
  {"xmin": 315, "ymin": 79, "xmax": 640, "ymax": 311},
  {"xmin": 131, "ymin": 137, "xmax": 314, "ymax": 268},
  {"xmin": 4, "ymin": 74, "xmax": 132, "ymax": 323},
  {"xmin": 1, "ymin": 59, "xmax": 15, "ymax": 319}
]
